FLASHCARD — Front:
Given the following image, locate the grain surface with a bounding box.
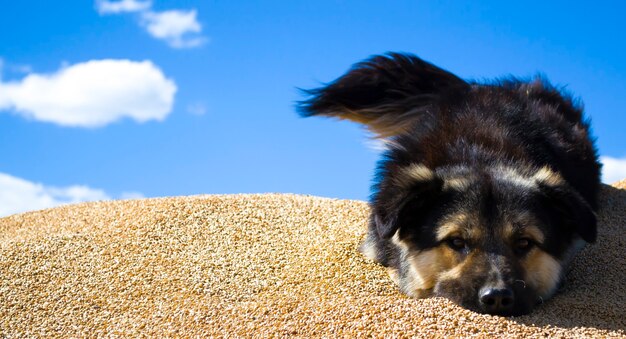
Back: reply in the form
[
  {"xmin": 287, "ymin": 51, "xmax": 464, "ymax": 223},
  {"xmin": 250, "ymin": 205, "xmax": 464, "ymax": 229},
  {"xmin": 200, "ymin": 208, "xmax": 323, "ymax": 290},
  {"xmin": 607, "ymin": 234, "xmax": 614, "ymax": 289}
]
[{"xmin": 1, "ymin": 183, "xmax": 625, "ymax": 337}]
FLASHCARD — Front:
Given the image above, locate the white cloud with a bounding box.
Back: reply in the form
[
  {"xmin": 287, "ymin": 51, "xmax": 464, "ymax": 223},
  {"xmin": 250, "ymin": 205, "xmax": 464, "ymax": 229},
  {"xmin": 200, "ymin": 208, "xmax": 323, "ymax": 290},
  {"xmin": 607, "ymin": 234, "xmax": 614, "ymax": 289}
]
[
  {"xmin": 0, "ymin": 172, "xmax": 146, "ymax": 217},
  {"xmin": 141, "ymin": 10, "xmax": 207, "ymax": 48},
  {"xmin": 96, "ymin": 0, "xmax": 152, "ymax": 14},
  {"xmin": 0, "ymin": 59, "xmax": 177, "ymax": 127},
  {"xmin": 94, "ymin": 1, "xmax": 207, "ymax": 49},
  {"xmin": 0, "ymin": 173, "xmax": 107, "ymax": 217},
  {"xmin": 601, "ymin": 156, "xmax": 626, "ymax": 184}
]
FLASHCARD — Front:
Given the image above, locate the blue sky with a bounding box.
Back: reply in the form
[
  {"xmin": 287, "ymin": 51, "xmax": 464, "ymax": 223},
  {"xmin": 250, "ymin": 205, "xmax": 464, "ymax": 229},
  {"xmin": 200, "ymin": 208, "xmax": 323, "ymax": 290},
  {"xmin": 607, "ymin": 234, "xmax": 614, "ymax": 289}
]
[{"xmin": 1, "ymin": 0, "xmax": 625, "ymax": 216}]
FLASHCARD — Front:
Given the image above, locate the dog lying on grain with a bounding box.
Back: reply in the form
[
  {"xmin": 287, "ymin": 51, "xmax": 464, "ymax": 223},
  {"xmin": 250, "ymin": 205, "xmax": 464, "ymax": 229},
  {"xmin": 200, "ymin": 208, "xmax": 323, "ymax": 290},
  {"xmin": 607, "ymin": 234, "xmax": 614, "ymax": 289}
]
[{"xmin": 298, "ymin": 53, "xmax": 601, "ymax": 316}]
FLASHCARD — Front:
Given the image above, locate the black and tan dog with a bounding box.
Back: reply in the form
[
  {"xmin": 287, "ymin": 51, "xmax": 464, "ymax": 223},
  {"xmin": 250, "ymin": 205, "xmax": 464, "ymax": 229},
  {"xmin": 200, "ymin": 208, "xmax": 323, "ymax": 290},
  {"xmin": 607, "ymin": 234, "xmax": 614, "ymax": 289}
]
[{"xmin": 299, "ymin": 53, "xmax": 601, "ymax": 316}]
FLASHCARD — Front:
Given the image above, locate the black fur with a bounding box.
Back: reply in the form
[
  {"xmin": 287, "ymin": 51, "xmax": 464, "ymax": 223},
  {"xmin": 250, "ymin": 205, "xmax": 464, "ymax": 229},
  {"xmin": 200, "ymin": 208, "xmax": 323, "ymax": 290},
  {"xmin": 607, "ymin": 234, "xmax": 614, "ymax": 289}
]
[{"xmin": 299, "ymin": 53, "xmax": 601, "ymax": 315}]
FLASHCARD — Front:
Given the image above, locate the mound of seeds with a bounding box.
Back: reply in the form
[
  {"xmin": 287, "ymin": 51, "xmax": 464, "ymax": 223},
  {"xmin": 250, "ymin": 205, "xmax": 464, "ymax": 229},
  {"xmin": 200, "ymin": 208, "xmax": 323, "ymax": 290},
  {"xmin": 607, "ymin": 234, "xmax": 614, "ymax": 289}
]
[{"xmin": 1, "ymin": 184, "xmax": 625, "ymax": 337}]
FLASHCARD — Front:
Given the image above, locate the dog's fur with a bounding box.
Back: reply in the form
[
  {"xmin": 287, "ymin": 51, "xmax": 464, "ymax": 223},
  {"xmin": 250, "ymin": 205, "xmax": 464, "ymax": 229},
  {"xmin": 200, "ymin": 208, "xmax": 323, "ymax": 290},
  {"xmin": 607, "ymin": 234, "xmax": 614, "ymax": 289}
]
[{"xmin": 298, "ymin": 53, "xmax": 601, "ymax": 316}]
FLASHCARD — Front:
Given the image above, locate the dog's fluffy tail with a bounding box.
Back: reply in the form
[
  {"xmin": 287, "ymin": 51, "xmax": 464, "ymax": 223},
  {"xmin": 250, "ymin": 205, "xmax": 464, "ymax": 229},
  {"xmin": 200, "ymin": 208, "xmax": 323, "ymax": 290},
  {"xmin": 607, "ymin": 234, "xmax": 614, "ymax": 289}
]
[{"xmin": 297, "ymin": 53, "xmax": 469, "ymax": 138}]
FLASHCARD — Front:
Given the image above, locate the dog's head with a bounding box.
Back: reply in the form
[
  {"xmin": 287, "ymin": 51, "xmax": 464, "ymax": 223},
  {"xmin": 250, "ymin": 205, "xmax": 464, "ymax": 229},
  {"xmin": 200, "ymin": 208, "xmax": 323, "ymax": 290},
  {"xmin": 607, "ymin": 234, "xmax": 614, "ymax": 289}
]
[
  {"xmin": 373, "ymin": 164, "xmax": 595, "ymax": 315},
  {"xmin": 299, "ymin": 53, "xmax": 598, "ymax": 316}
]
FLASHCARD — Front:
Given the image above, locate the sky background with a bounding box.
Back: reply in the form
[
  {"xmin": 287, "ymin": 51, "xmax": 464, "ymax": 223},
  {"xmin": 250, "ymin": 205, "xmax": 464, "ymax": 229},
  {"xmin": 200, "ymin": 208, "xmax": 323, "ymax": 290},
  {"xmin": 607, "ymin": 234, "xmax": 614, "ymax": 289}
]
[{"xmin": 1, "ymin": 0, "xmax": 625, "ymax": 216}]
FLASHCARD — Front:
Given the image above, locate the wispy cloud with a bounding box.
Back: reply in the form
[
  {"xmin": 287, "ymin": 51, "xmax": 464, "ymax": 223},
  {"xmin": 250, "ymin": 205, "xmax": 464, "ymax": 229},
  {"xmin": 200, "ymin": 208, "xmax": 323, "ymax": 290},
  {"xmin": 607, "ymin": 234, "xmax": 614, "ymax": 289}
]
[
  {"xmin": 0, "ymin": 59, "xmax": 176, "ymax": 127},
  {"xmin": 96, "ymin": 0, "xmax": 152, "ymax": 14},
  {"xmin": 0, "ymin": 57, "xmax": 32, "ymax": 79},
  {"xmin": 0, "ymin": 172, "xmax": 143, "ymax": 217},
  {"xmin": 601, "ymin": 156, "xmax": 626, "ymax": 184},
  {"xmin": 95, "ymin": 1, "xmax": 207, "ymax": 49},
  {"xmin": 186, "ymin": 102, "xmax": 207, "ymax": 116},
  {"xmin": 141, "ymin": 9, "xmax": 207, "ymax": 48}
]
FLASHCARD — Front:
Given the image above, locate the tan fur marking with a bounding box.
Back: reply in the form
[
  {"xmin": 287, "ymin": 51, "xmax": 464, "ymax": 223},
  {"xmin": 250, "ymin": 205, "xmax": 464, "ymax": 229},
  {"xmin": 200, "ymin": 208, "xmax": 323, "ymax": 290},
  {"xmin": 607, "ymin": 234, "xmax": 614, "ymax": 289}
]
[
  {"xmin": 436, "ymin": 222, "xmax": 463, "ymax": 242},
  {"xmin": 493, "ymin": 166, "xmax": 535, "ymax": 188},
  {"xmin": 524, "ymin": 225, "xmax": 545, "ymax": 244},
  {"xmin": 368, "ymin": 113, "xmax": 417, "ymax": 138},
  {"xmin": 337, "ymin": 108, "xmax": 417, "ymax": 138},
  {"xmin": 438, "ymin": 259, "xmax": 469, "ymax": 282},
  {"xmin": 392, "ymin": 231, "xmax": 453, "ymax": 297},
  {"xmin": 494, "ymin": 165, "xmax": 564, "ymax": 189},
  {"xmin": 359, "ymin": 237, "xmax": 378, "ymax": 261},
  {"xmin": 522, "ymin": 249, "xmax": 562, "ymax": 298},
  {"xmin": 436, "ymin": 213, "xmax": 483, "ymax": 243},
  {"xmin": 341, "ymin": 111, "xmax": 370, "ymax": 125},
  {"xmin": 533, "ymin": 166, "xmax": 564, "ymax": 186},
  {"xmin": 398, "ymin": 164, "xmax": 434, "ymax": 187},
  {"xmin": 387, "ymin": 267, "xmax": 400, "ymax": 285},
  {"xmin": 391, "ymin": 230, "xmax": 409, "ymax": 251},
  {"xmin": 443, "ymin": 177, "xmax": 471, "ymax": 190},
  {"xmin": 503, "ymin": 214, "xmax": 546, "ymax": 244},
  {"xmin": 407, "ymin": 247, "xmax": 456, "ymax": 292}
]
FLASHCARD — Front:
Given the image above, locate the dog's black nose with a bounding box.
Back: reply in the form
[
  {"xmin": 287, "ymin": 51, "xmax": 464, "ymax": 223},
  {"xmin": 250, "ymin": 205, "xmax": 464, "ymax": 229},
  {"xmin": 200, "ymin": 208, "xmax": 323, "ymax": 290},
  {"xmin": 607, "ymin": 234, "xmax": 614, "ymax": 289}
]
[{"xmin": 479, "ymin": 287, "xmax": 514, "ymax": 314}]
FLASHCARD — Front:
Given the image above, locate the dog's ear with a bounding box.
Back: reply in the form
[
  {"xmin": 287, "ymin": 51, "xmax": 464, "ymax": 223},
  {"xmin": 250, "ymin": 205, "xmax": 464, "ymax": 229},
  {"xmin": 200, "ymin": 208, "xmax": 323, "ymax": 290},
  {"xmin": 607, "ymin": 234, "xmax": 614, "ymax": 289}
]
[
  {"xmin": 298, "ymin": 53, "xmax": 469, "ymax": 137},
  {"xmin": 374, "ymin": 165, "xmax": 444, "ymax": 239},
  {"xmin": 538, "ymin": 182, "xmax": 597, "ymax": 243}
]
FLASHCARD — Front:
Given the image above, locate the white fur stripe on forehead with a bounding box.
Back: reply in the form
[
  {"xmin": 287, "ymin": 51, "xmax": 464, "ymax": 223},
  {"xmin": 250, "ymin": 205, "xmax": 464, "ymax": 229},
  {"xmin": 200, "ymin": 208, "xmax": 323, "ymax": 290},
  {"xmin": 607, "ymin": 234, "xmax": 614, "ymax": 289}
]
[
  {"xmin": 395, "ymin": 164, "xmax": 435, "ymax": 187},
  {"xmin": 532, "ymin": 166, "xmax": 564, "ymax": 186},
  {"xmin": 493, "ymin": 166, "xmax": 563, "ymax": 188},
  {"xmin": 396, "ymin": 164, "xmax": 563, "ymax": 189}
]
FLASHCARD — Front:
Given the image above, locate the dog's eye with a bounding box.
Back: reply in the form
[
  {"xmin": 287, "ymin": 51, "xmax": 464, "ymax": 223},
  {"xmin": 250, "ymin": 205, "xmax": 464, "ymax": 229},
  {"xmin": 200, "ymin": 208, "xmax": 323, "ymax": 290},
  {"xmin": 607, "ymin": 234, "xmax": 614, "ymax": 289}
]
[
  {"xmin": 514, "ymin": 238, "xmax": 533, "ymax": 253},
  {"xmin": 447, "ymin": 237, "xmax": 467, "ymax": 251}
]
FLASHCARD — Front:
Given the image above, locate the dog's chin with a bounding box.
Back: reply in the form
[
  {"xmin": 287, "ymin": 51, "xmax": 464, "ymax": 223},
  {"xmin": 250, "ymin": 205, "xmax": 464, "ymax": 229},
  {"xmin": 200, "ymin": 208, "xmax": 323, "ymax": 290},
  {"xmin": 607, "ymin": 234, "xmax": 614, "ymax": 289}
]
[{"xmin": 439, "ymin": 295, "xmax": 534, "ymax": 317}]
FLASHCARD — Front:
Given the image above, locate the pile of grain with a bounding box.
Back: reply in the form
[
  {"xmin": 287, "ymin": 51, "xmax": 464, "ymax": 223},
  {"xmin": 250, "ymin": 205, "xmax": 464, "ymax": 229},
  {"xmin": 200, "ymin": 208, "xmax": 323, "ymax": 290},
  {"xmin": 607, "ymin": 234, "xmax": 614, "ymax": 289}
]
[{"xmin": 1, "ymin": 183, "xmax": 625, "ymax": 337}]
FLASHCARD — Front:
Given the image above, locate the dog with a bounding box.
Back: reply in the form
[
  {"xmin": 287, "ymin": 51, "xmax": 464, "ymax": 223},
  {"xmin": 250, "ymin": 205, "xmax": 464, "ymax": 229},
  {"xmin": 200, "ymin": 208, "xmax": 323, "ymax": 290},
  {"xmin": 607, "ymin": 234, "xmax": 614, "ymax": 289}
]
[{"xmin": 298, "ymin": 53, "xmax": 601, "ymax": 316}]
